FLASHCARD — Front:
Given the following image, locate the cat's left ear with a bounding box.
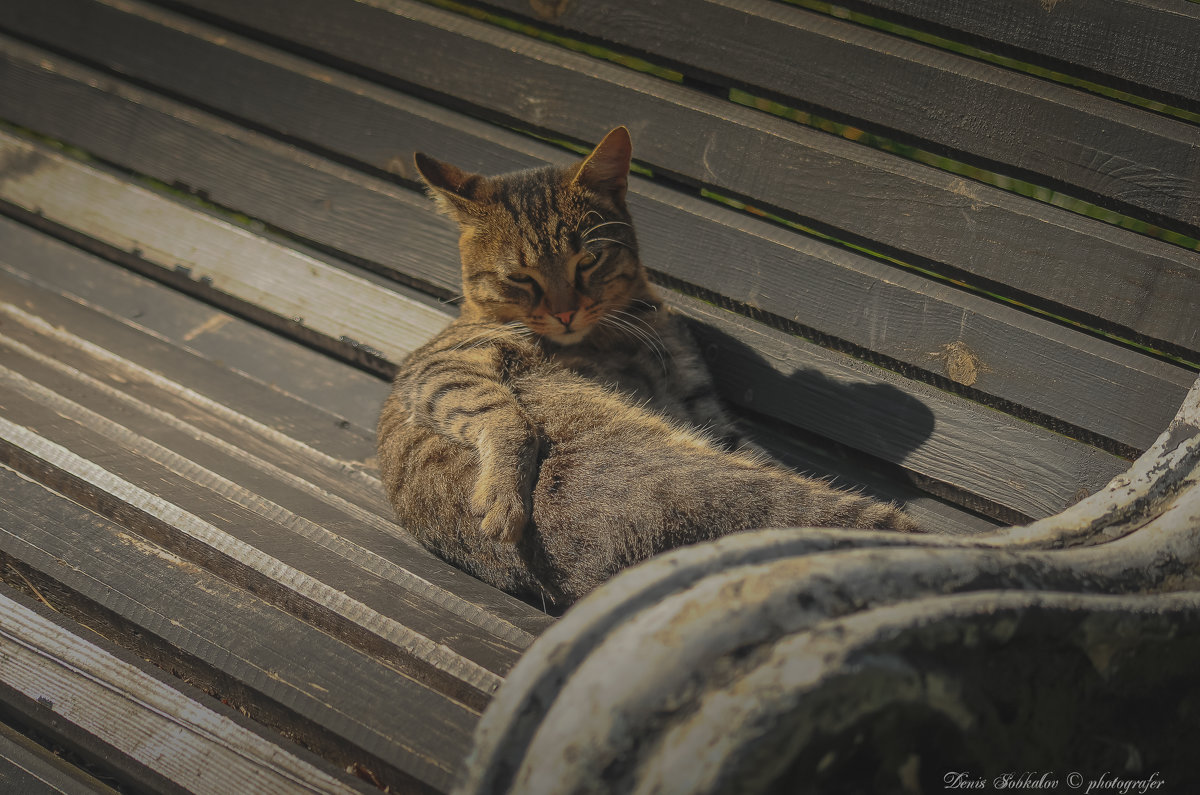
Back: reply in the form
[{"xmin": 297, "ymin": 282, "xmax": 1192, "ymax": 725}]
[
  {"xmin": 413, "ymin": 152, "xmax": 486, "ymax": 223},
  {"xmin": 572, "ymin": 126, "xmax": 632, "ymax": 202}
]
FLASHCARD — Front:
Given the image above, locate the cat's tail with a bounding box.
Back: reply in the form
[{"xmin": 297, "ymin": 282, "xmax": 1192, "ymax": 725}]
[{"xmin": 755, "ymin": 459, "xmax": 918, "ymax": 533}]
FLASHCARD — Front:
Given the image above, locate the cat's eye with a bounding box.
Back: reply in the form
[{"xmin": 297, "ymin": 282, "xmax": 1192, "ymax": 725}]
[
  {"xmin": 577, "ymin": 253, "xmax": 599, "ymax": 271},
  {"xmin": 507, "ymin": 273, "xmax": 535, "ymax": 284}
]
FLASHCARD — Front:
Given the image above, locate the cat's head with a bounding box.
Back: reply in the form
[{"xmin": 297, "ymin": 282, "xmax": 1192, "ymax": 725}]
[{"xmin": 414, "ymin": 127, "xmax": 651, "ymax": 345}]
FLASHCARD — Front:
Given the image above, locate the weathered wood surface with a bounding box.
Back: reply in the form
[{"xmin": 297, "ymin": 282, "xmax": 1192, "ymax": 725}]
[
  {"xmin": 0, "ymin": 588, "xmax": 372, "ymax": 795},
  {"xmin": 1, "ymin": 32, "xmax": 1190, "ymax": 460},
  {"xmin": 679, "ymin": 294, "xmax": 1128, "ymax": 524},
  {"xmin": 460, "ymin": 375, "xmax": 1200, "ymax": 793},
  {"xmin": 0, "ymin": 464, "xmax": 471, "ymax": 793},
  {"xmin": 0, "ymin": 214, "xmax": 391, "ymax": 432},
  {"xmin": 844, "ymin": 0, "xmax": 1200, "ymax": 112},
  {"xmin": 0, "ymin": 720, "xmax": 118, "ymax": 795},
  {"xmin": 0, "ymin": 128, "xmax": 1135, "ymax": 525},
  {"xmin": 480, "ymin": 0, "xmax": 1200, "ymax": 234},
  {"xmin": 3, "ymin": 0, "xmax": 1198, "ymax": 359}
]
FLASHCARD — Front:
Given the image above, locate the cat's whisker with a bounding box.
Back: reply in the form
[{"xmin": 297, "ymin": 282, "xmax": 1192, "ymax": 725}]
[
  {"xmin": 580, "ymin": 220, "xmax": 632, "ymax": 238},
  {"xmin": 583, "ymin": 236, "xmax": 633, "ymax": 250},
  {"xmin": 608, "ymin": 308, "xmax": 670, "ymax": 357},
  {"xmin": 578, "ymin": 209, "xmax": 604, "ymax": 230},
  {"xmin": 601, "ymin": 313, "xmax": 669, "ymax": 375}
]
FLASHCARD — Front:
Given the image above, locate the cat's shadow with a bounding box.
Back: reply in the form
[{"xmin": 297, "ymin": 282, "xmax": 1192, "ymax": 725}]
[{"xmin": 686, "ymin": 317, "xmax": 936, "ymax": 494}]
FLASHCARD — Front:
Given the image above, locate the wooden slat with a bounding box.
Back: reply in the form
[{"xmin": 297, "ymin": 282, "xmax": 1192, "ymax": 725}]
[
  {"xmin": 0, "ymin": 589, "xmax": 370, "ymax": 795},
  {"xmin": 37, "ymin": 0, "xmax": 1194, "ymax": 357},
  {"xmin": 478, "ymin": 0, "xmax": 1200, "ymax": 234},
  {"xmin": 0, "ymin": 720, "xmax": 118, "ymax": 795},
  {"xmin": 0, "ymin": 136, "xmax": 450, "ymax": 369},
  {"xmin": 0, "ymin": 35, "xmax": 1191, "ymax": 458},
  {"xmin": 0, "ymin": 465, "xmax": 474, "ymax": 793},
  {"xmin": 842, "ymin": 0, "xmax": 1200, "ymax": 112},
  {"xmin": 0, "ymin": 27, "xmax": 470, "ymax": 297},
  {"xmin": 0, "ymin": 123, "xmax": 1133, "ymax": 520},
  {"xmin": 0, "ymin": 216, "xmax": 393, "ymax": 434}
]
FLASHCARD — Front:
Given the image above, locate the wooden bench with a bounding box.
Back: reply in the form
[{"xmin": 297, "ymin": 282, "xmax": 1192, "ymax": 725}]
[{"xmin": 0, "ymin": 0, "xmax": 1196, "ymax": 791}]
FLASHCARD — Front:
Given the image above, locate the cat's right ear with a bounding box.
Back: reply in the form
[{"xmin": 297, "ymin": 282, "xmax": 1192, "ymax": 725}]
[{"xmin": 413, "ymin": 152, "xmax": 485, "ymax": 223}]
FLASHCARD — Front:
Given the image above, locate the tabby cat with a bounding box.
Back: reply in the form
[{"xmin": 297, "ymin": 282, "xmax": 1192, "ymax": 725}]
[{"xmin": 377, "ymin": 127, "xmax": 918, "ymax": 608}]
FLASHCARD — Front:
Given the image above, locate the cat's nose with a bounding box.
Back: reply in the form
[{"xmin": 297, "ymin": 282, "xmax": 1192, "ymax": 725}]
[{"xmin": 553, "ymin": 310, "xmax": 576, "ymax": 327}]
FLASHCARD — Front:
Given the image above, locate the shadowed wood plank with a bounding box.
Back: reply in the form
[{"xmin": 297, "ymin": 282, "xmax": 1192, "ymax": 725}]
[
  {"xmin": 632, "ymin": 180, "xmax": 1194, "ymax": 455},
  {"xmin": 0, "ymin": 590, "xmax": 370, "ymax": 795},
  {"xmin": 0, "ymin": 720, "xmax": 119, "ymax": 795},
  {"xmin": 842, "ymin": 0, "xmax": 1200, "ymax": 112},
  {"xmin": 673, "ymin": 294, "xmax": 1130, "ymax": 521},
  {"xmin": 479, "ymin": 0, "xmax": 1200, "ymax": 234},
  {"xmin": 0, "ymin": 464, "xmax": 475, "ymax": 793}
]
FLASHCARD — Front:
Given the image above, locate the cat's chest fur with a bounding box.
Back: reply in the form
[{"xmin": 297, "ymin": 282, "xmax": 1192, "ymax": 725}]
[{"xmin": 542, "ymin": 311, "xmax": 727, "ymax": 434}]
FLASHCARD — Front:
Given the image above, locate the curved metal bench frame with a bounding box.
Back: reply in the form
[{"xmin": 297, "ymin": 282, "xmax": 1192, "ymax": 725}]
[{"xmin": 462, "ymin": 375, "xmax": 1200, "ymax": 793}]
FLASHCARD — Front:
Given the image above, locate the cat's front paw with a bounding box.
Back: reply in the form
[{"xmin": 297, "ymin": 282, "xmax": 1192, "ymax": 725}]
[
  {"xmin": 471, "ymin": 477, "xmax": 530, "ymax": 543},
  {"xmin": 471, "ymin": 431, "xmax": 540, "ymax": 543}
]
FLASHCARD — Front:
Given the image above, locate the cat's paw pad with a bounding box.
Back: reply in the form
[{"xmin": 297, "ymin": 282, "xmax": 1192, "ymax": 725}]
[{"xmin": 471, "ymin": 475, "xmax": 530, "ymax": 543}]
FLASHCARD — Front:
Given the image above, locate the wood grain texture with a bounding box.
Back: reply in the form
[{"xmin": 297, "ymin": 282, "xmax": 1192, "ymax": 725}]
[
  {"xmin": 840, "ymin": 0, "xmax": 1200, "ymax": 112},
  {"xmin": 0, "ymin": 589, "xmax": 370, "ymax": 795},
  {"xmin": 479, "ymin": 0, "xmax": 1200, "ymax": 234},
  {"xmin": 0, "ymin": 465, "xmax": 474, "ymax": 794},
  {"xmin": 0, "ymin": 39, "xmax": 1191, "ymax": 457},
  {"xmin": 632, "ymin": 181, "xmax": 1194, "ymax": 455},
  {"xmin": 72, "ymin": 0, "xmax": 1197, "ymax": 357},
  {"xmin": 0, "ymin": 130, "xmax": 450, "ymax": 365},
  {"xmin": 0, "ymin": 214, "xmax": 397, "ymax": 435},
  {"xmin": 0, "ymin": 720, "xmax": 118, "ymax": 795}
]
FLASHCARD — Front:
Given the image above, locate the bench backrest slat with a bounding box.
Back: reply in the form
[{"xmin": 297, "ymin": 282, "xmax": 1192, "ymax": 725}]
[
  {"xmin": 138, "ymin": 0, "xmax": 1200, "ymax": 362},
  {"xmin": 479, "ymin": 0, "xmax": 1200, "ymax": 238},
  {"xmin": 844, "ymin": 0, "xmax": 1200, "ymax": 112}
]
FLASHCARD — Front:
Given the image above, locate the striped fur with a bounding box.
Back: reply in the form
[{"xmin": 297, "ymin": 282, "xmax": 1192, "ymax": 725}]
[{"xmin": 377, "ymin": 127, "xmax": 918, "ymax": 608}]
